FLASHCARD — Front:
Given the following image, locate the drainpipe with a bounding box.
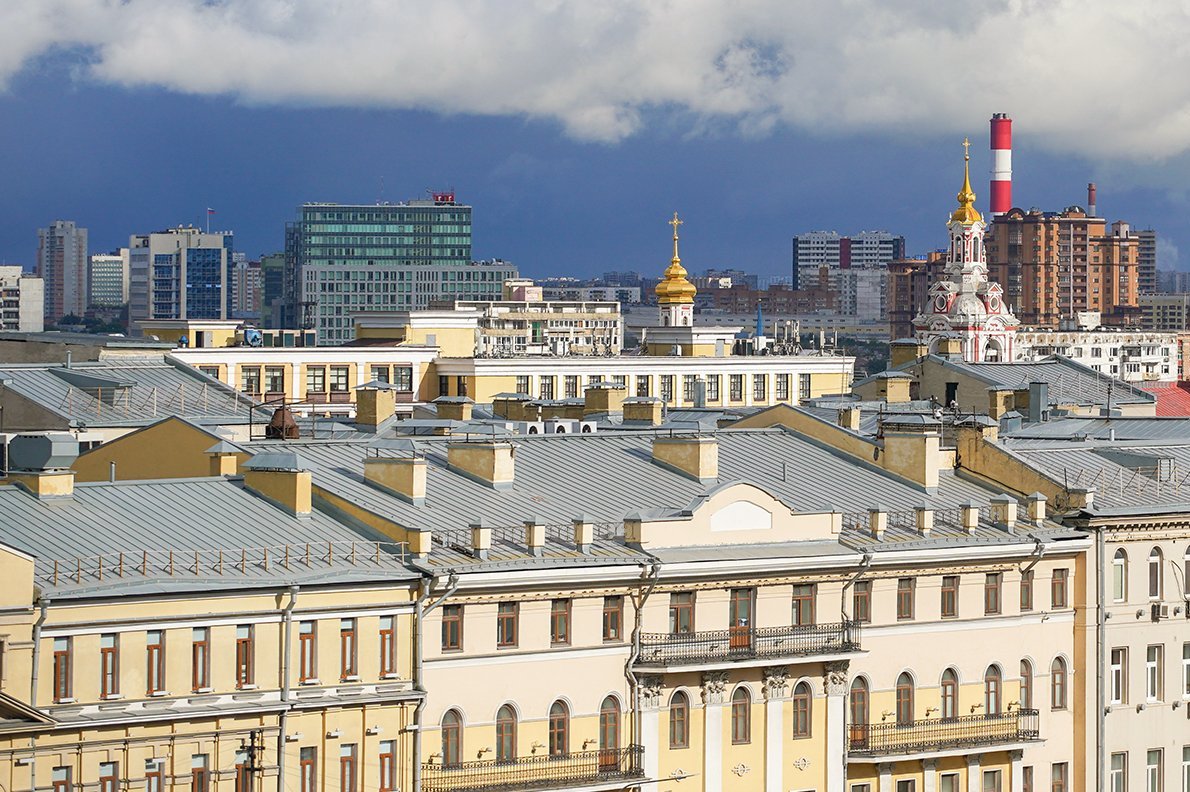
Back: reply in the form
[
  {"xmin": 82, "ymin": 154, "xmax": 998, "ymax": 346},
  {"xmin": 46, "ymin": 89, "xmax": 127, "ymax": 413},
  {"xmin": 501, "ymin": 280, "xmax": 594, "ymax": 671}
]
[
  {"xmin": 413, "ymin": 572, "xmax": 459, "ymax": 792},
  {"xmin": 28, "ymin": 597, "xmax": 49, "ymax": 787},
  {"xmin": 839, "ymin": 553, "xmax": 873, "ymax": 619},
  {"xmin": 626, "ymin": 561, "xmax": 661, "ymax": 752},
  {"xmin": 1018, "ymin": 534, "xmax": 1046, "ymax": 575},
  {"xmin": 276, "ymin": 586, "xmax": 299, "ymax": 792},
  {"xmin": 1096, "ymin": 527, "xmax": 1106, "ymax": 792}
]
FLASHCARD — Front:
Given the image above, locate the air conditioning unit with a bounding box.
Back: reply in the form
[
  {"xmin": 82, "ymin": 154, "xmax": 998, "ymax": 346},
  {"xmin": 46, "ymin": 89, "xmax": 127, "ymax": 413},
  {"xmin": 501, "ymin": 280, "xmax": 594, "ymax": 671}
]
[
  {"xmin": 516, "ymin": 421, "xmax": 544, "ymax": 435},
  {"xmin": 1151, "ymin": 603, "xmax": 1170, "ymax": 622}
]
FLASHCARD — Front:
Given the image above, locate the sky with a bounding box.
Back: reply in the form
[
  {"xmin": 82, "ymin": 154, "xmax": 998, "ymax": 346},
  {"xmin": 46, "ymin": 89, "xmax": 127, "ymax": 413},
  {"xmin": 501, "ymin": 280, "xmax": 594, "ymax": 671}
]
[{"xmin": 2, "ymin": 0, "xmax": 1190, "ymax": 281}]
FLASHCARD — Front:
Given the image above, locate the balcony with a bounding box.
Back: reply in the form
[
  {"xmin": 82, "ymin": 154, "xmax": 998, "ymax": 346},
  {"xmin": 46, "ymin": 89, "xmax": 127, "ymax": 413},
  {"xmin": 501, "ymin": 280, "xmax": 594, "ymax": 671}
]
[
  {"xmin": 422, "ymin": 746, "xmax": 645, "ymax": 792},
  {"xmin": 636, "ymin": 621, "xmax": 860, "ymax": 670},
  {"xmin": 848, "ymin": 709, "xmax": 1039, "ymax": 760}
]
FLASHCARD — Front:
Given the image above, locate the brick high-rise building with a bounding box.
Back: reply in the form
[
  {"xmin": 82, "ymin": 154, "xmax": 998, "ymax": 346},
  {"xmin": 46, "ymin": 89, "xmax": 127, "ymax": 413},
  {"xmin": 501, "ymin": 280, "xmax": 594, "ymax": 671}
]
[
  {"xmin": 37, "ymin": 220, "xmax": 88, "ymax": 321},
  {"xmin": 886, "ymin": 252, "xmax": 946, "ymax": 339},
  {"xmin": 983, "ymin": 207, "xmax": 1140, "ymax": 328}
]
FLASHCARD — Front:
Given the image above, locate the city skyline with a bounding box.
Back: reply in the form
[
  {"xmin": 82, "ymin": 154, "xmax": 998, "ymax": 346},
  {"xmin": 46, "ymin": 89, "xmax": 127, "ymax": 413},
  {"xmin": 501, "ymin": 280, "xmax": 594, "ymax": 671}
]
[{"xmin": 1, "ymin": 3, "xmax": 1188, "ymax": 279}]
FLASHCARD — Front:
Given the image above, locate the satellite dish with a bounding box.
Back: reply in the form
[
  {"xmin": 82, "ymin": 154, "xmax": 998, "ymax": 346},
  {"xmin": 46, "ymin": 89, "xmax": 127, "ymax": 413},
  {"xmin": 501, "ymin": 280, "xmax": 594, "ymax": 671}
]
[{"xmin": 245, "ymin": 329, "xmax": 264, "ymax": 347}]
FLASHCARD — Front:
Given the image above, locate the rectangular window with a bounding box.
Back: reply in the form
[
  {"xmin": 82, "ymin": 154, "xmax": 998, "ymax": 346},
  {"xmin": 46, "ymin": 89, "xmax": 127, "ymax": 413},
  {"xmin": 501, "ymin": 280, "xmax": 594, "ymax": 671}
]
[
  {"xmin": 940, "ymin": 775, "xmax": 960, "ymax": 792},
  {"xmin": 983, "ymin": 770, "xmax": 1002, "ymax": 792},
  {"xmin": 660, "ymin": 375, "xmax": 674, "ymax": 403},
  {"xmin": 1148, "ymin": 751, "xmax": 1162, "ymax": 792},
  {"xmin": 1021, "ymin": 570, "xmax": 1035, "ymax": 611},
  {"xmin": 683, "ymin": 374, "xmax": 697, "ymax": 403},
  {"xmin": 146, "ymin": 630, "xmax": 165, "ymax": 694},
  {"xmin": 497, "ymin": 602, "xmax": 518, "ymax": 648},
  {"xmin": 550, "ymin": 599, "xmax": 571, "ymax": 646},
  {"xmin": 853, "ymin": 581, "xmax": 871, "ymax": 623},
  {"xmin": 799, "ymin": 373, "xmax": 812, "ymax": 400},
  {"xmin": 264, "ymin": 366, "xmax": 285, "ymax": 394},
  {"xmin": 393, "ymin": 366, "xmax": 413, "ymax": 391},
  {"xmin": 192, "ymin": 755, "xmax": 209, "ymax": 792},
  {"xmin": 52, "ymin": 768, "xmax": 71, "ymax": 792},
  {"xmin": 100, "ymin": 634, "xmax": 119, "ymax": 698},
  {"xmin": 1023, "ymin": 767, "xmax": 1033, "ymax": 792},
  {"xmin": 340, "ymin": 745, "xmax": 357, "ymax": 792},
  {"xmin": 1110, "ymin": 753, "xmax": 1127, "ymax": 792},
  {"xmin": 306, "ymin": 366, "xmax": 326, "ymax": 394},
  {"xmin": 370, "ymin": 365, "xmax": 390, "ymax": 384},
  {"xmin": 706, "ymin": 374, "xmax": 720, "ymax": 402},
  {"xmin": 99, "ymin": 763, "xmax": 118, "ymax": 792},
  {"xmin": 792, "ymin": 584, "xmax": 816, "ymax": 626},
  {"xmin": 753, "ymin": 374, "xmax": 767, "ymax": 401},
  {"xmin": 539, "ymin": 376, "xmax": 555, "ymax": 400},
  {"xmin": 191, "ymin": 628, "xmax": 209, "ymax": 691},
  {"xmin": 299, "ymin": 621, "xmax": 317, "ymax": 681},
  {"xmin": 242, "ymin": 366, "xmax": 261, "ymax": 395},
  {"xmin": 1052, "ymin": 763, "xmax": 1068, "ymax": 792},
  {"xmin": 897, "ymin": 578, "xmax": 915, "ymax": 621},
  {"xmin": 1148, "ymin": 645, "xmax": 1164, "ymax": 702},
  {"xmin": 379, "ymin": 617, "xmax": 397, "ymax": 676},
  {"xmin": 1052, "ymin": 568, "xmax": 1069, "ymax": 609},
  {"xmin": 234, "ymin": 751, "xmax": 250, "ymax": 792},
  {"xmin": 300, "ymin": 748, "xmax": 316, "ymax": 792},
  {"xmin": 603, "ymin": 596, "xmax": 623, "ymax": 642},
  {"xmin": 441, "ymin": 605, "xmax": 463, "ymax": 651},
  {"xmin": 634, "ymin": 376, "xmax": 649, "ymax": 397},
  {"xmin": 52, "ymin": 637, "xmax": 71, "ymax": 702},
  {"xmin": 145, "ymin": 761, "xmax": 164, "ymax": 792},
  {"xmin": 729, "ymin": 374, "xmax": 744, "ymax": 401},
  {"xmin": 438, "ymin": 375, "xmax": 450, "ymax": 397},
  {"xmin": 330, "ymin": 366, "xmax": 350, "ymax": 392},
  {"xmin": 941, "ymin": 575, "xmax": 959, "ymax": 618},
  {"xmin": 236, "ymin": 625, "xmax": 254, "ymax": 688},
  {"xmin": 340, "ymin": 619, "xmax": 357, "ymax": 680},
  {"xmin": 1184, "ymin": 643, "xmax": 1190, "ymax": 698},
  {"xmin": 985, "ymin": 573, "xmax": 1003, "ymax": 615},
  {"xmin": 1182, "ymin": 747, "xmax": 1189, "ymax": 792},
  {"xmin": 775, "ymin": 373, "xmax": 790, "ymax": 401},
  {"xmin": 669, "ymin": 592, "xmax": 695, "ymax": 634},
  {"xmin": 897, "ymin": 782, "xmax": 917, "ymax": 792},
  {"xmin": 379, "ymin": 741, "xmax": 397, "ymax": 792},
  {"xmin": 515, "ymin": 375, "xmax": 530, "ymax": 394},
  {"xmin": 1111, "ymin": 648, "xmax": 1128, "ymax": 705}
]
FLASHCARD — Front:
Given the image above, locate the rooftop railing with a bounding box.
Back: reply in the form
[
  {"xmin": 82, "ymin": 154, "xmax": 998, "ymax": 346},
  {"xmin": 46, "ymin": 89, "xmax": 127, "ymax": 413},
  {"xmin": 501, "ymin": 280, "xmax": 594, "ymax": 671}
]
[
  {"xmin": 422, "ymin": 745, "xmax": 645, "ymax": 792},
  {"xmin": 637, "ymin": 621, "xmax": 860, "ymax": 667},
  {"xmin": 848, "ymin": 709, "xmax": 1039, "ymax": 757}
]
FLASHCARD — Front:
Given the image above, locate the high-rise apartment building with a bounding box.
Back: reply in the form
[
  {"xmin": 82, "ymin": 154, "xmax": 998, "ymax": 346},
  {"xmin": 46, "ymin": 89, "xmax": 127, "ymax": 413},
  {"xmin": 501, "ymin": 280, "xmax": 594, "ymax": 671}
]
[
  {"xmin": 87, "ymin": 249, "xmax": 129, "ymax": 308},
  {"xmin": 791, "ymin": 230, "xmax": 904, "ymax": 320},
  {"xmin": 1137, "ymin": 228, "xmax": 1157, "ymax": 294},
  {"xmin": 36, "ymin": 220, "xmax": 88, "ymax": 321},
  {"xmin": 284, "ymin": 194, "xmax": 517, "ymax": 344},
  {"xmin": 128, "ymin": 227, "xmax": 234, "ymax": 323},
  {"xmin": 886, "ymin": 252, "xmax": 947, "ymax": 339},
  {"xmin": 0, "ymin": 266, "xmax": 44, "ymax": 331},
  {"xmin": 984, "ymin": 207, "xmax": 1140, "ymax": 328},
  {"xmin": 228, "ymin": 255, "xmax": 263, "ymax": 318},
  {"xmin": 258, "ymin": 252, "xmax": 286, "ymax": 328}
]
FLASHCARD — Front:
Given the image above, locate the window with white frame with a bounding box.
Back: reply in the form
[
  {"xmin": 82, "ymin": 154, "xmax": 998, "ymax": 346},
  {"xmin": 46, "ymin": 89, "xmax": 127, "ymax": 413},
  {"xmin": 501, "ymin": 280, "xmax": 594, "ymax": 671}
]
[
  {"xmin": 1147, "ymin": 645, "xmax": 1164, "ymax": 702},
  {"xmin": 1147, "ymin": 750, "xmax": 1162, "ymax": 792},
  {"xmin": 1111, "ymin": 753, "xmax": 1127, "ymax": 792},
  {"xmin": 1111, "ymin": 648, "xmax": 1128, "ymax": 705},
  {"xmin": 1113, "ymin": 548, "xmax": 1128, "ymax": 602}
]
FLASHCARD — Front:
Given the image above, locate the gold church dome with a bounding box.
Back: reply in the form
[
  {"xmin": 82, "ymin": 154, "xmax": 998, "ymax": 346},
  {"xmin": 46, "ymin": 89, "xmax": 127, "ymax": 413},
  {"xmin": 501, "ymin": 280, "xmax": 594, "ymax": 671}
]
[
  {"xmin": 950, "ymin": 137, "xmax": 983, "ymax": 225},
  {"xmin": 655, "ymin": 212, "xmax": 697, "ymax": 305}
]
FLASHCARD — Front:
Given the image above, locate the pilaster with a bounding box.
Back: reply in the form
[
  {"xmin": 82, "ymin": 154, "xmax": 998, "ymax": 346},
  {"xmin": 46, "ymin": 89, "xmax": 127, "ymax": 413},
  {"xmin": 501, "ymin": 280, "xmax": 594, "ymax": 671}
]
[
  {"xmin": 967, "ymin": 755, "xmax": 982, "ymax": 792},
  {"xmin": 1009, "ymin": 751, "xmax": 1023, "ymax": 792},
  {"xmin": 639, "ymin": 676, "xmax": 664, "ymax": 783},
  {"xmin": 824, "ymin": 660, "xmax": 849, "ymax": 792},
  {"xmin": 763, "ymin": 666, "xmax": 790, "ymax": 792},
  {"xmin": 702, "ymin": 671, "xmax": 729, "ymax": 792}
]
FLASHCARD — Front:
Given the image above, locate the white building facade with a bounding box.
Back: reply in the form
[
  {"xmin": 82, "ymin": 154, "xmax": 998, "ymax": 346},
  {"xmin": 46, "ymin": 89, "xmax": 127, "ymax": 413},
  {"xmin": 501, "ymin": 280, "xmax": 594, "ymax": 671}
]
[{"xmin": 1015, "ymin": 329, "xmax": 1178, "ymax": 383}]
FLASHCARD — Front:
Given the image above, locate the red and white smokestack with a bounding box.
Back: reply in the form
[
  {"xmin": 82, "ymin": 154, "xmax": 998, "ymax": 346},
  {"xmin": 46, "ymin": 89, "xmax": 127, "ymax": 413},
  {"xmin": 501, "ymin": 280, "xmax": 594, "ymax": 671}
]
[
  {"xmin": 1087, "ymin": 182, "xmax": 1097, "ymax": 217},
  {"xmin": 989, "ymin": 113, "xmax": 1012, "ymax": 218}
]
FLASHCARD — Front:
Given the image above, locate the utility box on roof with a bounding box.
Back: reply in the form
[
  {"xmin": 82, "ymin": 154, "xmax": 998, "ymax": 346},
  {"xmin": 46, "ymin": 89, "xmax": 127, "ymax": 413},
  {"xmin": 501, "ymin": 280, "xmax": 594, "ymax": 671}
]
[{"xmin": 9, "ymin": 433, "xmax": 79, "ymax": 471}]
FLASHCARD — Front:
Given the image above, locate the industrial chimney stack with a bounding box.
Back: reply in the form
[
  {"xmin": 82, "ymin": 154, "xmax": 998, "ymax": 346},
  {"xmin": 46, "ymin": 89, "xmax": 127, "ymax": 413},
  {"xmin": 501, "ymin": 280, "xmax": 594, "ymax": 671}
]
[
  {"xmin": 989, "ymin": 113, "xmax": 1012, "ymax": 218},
  {"xmin": 1087, "ymin": 182, "xmax": 1097, "ymax": 217}
]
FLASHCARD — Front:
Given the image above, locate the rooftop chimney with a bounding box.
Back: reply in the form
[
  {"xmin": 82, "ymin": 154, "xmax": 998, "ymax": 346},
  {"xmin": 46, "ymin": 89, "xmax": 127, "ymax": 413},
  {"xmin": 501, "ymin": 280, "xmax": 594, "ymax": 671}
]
[
  {"xmin": 433, "ymin": 396, "xmax": 474, "ymax": 422},
  {"xmin": 1087, "ymin": 182, "xmax": 1097, "ymax": 217},
  {"xmin": 448, "ymin": 440, "xmax": 516, "ymax": 490},
  {"xmin": 651, "ymin": 435, "xmax": 718, "ymax": 484},
  {"xmin": 356, "ymin": 387, "xmax": 396, "ymax": 431},
  {"xmin": 990, "ymin": 113, "xmax": 1012, "ymax": 218},
  {"xmin": 206, "ymin": 440, "xmax": 241, "ymax": 477},
  {"xmin": 242, "ymin": 452, "xmax": 312, "ymax": 516},
  {"xmin": 623, "ymin": 397, "xmax": 663, "ymax": 426},
  {"xmin": 583, "ymin": 382, "xmax": 628, "ymax": 417},
  {"xmin": 364, "ymin": 455, "xmax": 427, "ymax": 506},
  {"xmin": 7, "ymin": 433, "xmax": 78, "ymax": 499},
  {"xmin": 839, "ymin": 406, "xmax": 862, "ymax": 431}
]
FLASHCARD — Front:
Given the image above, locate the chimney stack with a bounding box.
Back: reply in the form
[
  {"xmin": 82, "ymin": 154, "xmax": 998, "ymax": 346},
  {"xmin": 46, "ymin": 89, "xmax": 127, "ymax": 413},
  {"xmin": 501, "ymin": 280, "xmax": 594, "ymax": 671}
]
[
  {"xmin": 990, "ymin": 113, "xmax": 1012, "ymax": 218},
  {"xmin": 1087, "ymin": 182, "xmax": 1097, "ymax": 217}
]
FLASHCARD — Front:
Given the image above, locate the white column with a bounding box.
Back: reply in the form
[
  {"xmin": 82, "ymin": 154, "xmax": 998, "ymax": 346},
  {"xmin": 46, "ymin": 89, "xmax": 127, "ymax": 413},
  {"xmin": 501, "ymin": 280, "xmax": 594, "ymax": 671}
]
[
  {"xmin": 763, "ymin": 667, "xmax": 790, "ymax": 792},
  {"xmin": 639, "ymin": 677, "xmax": 663, "ymax": 784},
  {"xmin": 967, "ymin": 756, "xmax": 982, "ymax": 792},
  {"xmin": 702, "ymin": 671, "xmax": 729, "ymax": 792},
  {"xmin": 923, "ymin": 759, "xmax": 937, "ymax": 792},
  {"xmin": 878, "ymin": 762, "xmax": 894, "ymax": 792},
  {"xmin": 824, "ymin": 661, "xmax": 849, "ymax": 792},
  {"xmin": 1009, "ymin": 751, "xmax": 1023, "ymax": 792}
]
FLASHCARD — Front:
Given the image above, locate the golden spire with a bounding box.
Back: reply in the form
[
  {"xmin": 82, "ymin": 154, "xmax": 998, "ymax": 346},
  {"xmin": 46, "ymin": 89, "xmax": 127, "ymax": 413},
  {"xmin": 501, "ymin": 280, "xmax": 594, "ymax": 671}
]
[
  {"xmin": 951, "ymin": 137, "xmax": 982, "ymax": 224},
  {"xmin": 655, "ymin": 211, "xmax": 697, "ymax": 305}
]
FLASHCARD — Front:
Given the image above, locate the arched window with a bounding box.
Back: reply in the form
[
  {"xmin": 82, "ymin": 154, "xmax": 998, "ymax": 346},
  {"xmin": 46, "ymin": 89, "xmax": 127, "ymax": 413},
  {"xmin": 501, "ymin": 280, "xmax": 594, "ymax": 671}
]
[
  {"xmin": 731, "ymin": 688, "xmax": 751, "ymax": 744},
  {"xmin": 495, "ymin": 705, "xmax": 516, "ymax": 763},
  {"xmin": 441, "ymin": 710, "xmax": 462, "ymax": 767},
  {"xmin": 668, "ymin": 691, "xmax": 689, "ymax": 749},
  {"xmin": 984, "ymin": 665, "xmax": 1002, "ymax": 715},
  {"xmin": 792, "ymin": 682, "xmax": 812, "ymax": 738},
  {"xmin": 1020, "ymin": 660, "xmax": 1034, "ymax": 710},
  {"xmin": 1184, "ymin": 546, "xmax": 1190, "ymax": 592},
  {"xmin": 940, "ymin": 669, "xmax": 958, "ymax": 720},
  {"xmin": 1051, "ymin": 658, "xmax": 1067, "ymax": 710},
  {"xmin": 1112, "ymin": 549, "xmax": 1128, "ymax": 602},
  {"xmin": 849, "ymin": 678, "xmax": 869, "ymax": 747},
  {"xmin": 598, "ymin": 696, "xmax": 620, "ymax": 770},
  {"xmin": 1149, "ymin": 547, "xmax": 1164, "ymax": 599},
  {"xmin": 548, "ymin": 701, "xmax": 569, "ymax": 756},
  {"xmin": 895, "ymin": 673, "xmax": 915, "ymax": 725}
]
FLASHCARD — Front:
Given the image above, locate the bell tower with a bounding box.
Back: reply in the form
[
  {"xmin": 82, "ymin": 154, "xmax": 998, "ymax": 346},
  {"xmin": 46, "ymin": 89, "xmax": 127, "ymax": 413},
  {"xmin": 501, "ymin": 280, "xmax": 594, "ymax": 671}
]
[{"xmin": 655, "ymin": 212, "xmax": 696, "ymax": 327}]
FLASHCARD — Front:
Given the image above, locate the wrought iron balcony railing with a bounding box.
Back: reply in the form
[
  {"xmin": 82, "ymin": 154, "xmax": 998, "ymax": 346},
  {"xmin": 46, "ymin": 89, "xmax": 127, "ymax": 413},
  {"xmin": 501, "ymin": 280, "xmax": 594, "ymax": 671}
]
[
  {"xmin": 422, "ymin": 745, "xmax": 645, "ymax": 792},
  {"xmin": 848, "ymin": 709, "xmax": 1040, "ymax": 757},
  {"xmin": 637, "ymin": 621, "xmax": 860, "ymax": 667}
]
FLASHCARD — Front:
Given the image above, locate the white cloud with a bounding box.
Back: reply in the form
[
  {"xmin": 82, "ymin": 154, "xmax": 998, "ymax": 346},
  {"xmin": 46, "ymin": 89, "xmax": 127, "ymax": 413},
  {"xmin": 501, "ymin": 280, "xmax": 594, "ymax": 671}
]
[{"xmin": 3, "ymin": 0, "xmax": 1190, "ymax": 159}]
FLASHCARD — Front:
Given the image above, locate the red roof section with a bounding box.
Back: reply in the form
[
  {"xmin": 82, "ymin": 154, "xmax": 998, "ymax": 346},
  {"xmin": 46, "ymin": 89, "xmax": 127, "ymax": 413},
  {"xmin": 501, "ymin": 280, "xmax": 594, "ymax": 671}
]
[{"xmin": 1140, "ymin": 382, "xmax": 1190, "ymax": 417}]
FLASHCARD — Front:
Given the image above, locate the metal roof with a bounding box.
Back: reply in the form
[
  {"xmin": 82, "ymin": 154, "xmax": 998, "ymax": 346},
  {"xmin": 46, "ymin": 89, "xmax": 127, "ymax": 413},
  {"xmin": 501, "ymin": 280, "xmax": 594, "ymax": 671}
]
[
  {"xmin": 0, "ymin": 356, "xmax": 259, "ymax": 427},
  {"xmin": 929, "ymin": 355, "xmax": 1154, "ymax": 406}
]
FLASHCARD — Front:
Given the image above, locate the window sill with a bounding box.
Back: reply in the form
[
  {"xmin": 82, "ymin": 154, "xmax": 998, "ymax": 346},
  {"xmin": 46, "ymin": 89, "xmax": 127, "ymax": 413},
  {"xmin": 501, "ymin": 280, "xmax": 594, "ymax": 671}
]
[
  {"xmin": 101, "ymin": 694, "xmax": 124, "ymax": 701},
  {"xmin": 193, "ymin": 687, "xmax": 213, "ymax": 694},
  {"xmin": 54, "ymin": 698, "xmax": 76, "ymax": 705},
  {"xmin": 237, "ymin": 684, "xmax": 258, "ymax": 691},
  {"xmin": 341, "ymin": 676, "xmax": 361, "ymax": 683},
  {"xmin": 300, "ymin": 679, "xmax": 321, "ymax": 686},
  {"xmin": 380, "ymin": 673, "xmax": 401, "ymax": 680},
  {"xmin": 148, "ymin": 690, "xmax": 170, "ymax": 697}
]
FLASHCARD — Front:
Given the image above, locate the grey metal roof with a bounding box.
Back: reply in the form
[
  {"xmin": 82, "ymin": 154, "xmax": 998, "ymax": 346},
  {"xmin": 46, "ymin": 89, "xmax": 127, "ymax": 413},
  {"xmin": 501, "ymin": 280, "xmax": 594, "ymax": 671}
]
[
  {"xmin": 1006, "ymin": 416, "xmax": 1190, "ymax": 442},
  {"xmin": 0, "ymin": 356, "xmax": 259, "ymax": 426},
  {"xmin": 0, "ymin": 477, "xmax": 415, "ymax": 599},
  {"xmin": 927, "ymin": 355, "xmax": 1154, "ymax": 406}
]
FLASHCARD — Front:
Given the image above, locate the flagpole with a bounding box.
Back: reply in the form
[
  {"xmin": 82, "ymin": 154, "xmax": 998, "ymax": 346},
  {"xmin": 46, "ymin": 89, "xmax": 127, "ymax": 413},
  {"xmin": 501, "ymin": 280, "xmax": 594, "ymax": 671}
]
[{"xmin": 206, "ymin": 208, "xmax": 210, "ymax": 234}]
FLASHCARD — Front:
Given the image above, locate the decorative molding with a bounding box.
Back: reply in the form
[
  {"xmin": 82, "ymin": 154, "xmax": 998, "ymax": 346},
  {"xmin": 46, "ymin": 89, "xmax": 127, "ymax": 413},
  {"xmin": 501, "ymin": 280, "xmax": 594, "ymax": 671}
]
[
  {"xmin": 763, "ymin": 665, "xmax": 790, "ymax": 700},
  {"xmin": 640, "ymin": 676, "xmax": 665, "ymax": 709},
  {"xmin": 793, "ymin": 757, "xmax": 810, "ymax": 770},
  {"xmin": 701, "ymin": 671, "xmax": 730, "ymax": 704},
  {"xmin": 823, "ymin": 660, "xmax": 849, "ymax": 696},
  {"xmin": 731, "ymin": 763, "xmax": 750, "ymax": 777},
  {"xmin": 669, "ymin": 768, "xmax": 688, "ymax": 783}
]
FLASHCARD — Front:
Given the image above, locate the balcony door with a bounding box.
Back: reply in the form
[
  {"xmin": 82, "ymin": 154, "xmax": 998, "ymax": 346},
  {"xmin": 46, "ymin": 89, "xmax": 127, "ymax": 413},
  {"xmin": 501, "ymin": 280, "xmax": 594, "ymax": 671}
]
[
  {"xmin": 729, "ymin": 588, "xmax": 754, "ymax": 653},
  {"xmin": 849, "ymin": 678, "xmax": 869, "ymax": 748},
  {"xmin": 598, "ymin": 697, "xmax": 620, "ymax": 772}
]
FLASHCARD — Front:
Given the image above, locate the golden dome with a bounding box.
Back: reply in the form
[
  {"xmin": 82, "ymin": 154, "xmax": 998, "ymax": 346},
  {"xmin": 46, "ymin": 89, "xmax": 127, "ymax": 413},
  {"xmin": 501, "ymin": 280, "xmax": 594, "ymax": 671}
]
[
  {"xmin": 950, "ymin": 137, "xmax": 983, "ymax": 225},
  {"xmin": 656, "ymin": 212, "xmax": 697, "ymax": 305}
]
